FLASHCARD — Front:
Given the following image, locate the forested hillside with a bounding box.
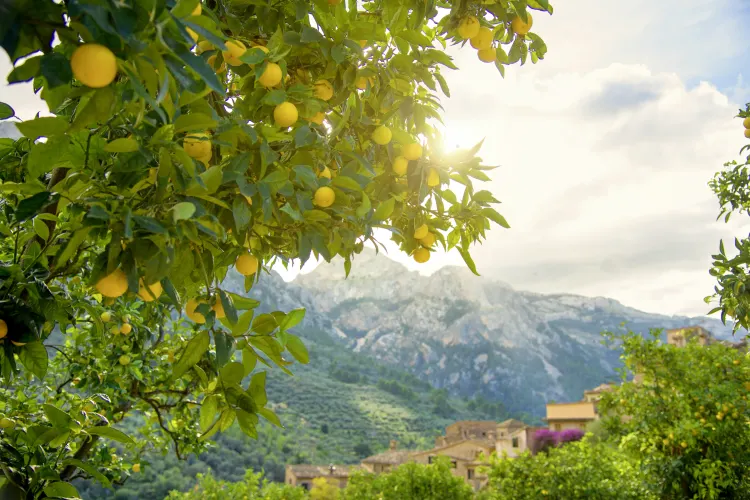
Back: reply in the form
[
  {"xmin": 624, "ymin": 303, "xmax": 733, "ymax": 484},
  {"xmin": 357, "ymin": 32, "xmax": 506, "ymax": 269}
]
[{"xmin": 77, "ymin": 327, "xmax": 520, "ymax": 499}]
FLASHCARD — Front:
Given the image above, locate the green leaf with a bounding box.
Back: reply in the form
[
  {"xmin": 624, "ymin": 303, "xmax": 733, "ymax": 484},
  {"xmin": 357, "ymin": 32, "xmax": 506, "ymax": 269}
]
[
  {"xmin": 85, "ymin": 426, "xmax": 135, "ymax": 445},
  {"xmin": 33, "ymin": 217, "xmax": 49, "ymax": 241},
  {"xmin": 61, "ymin": 459, "xmax": 111, "ymax": 488},
  {"xmin": 43, "ymin": 404, "xmax": 74, "ymax": 429},
  {"xmin": 172, "ymin": 201, "xmax": 196, "ymax": 222},
  {"xmin": 16, "ymin": 116, "xmax": 69, "ymax": 139},
  {"xmin": 219, "ymin": 289, "xmax": 239, "ymax": 325},
  {"xmin": 481, "ymin": 207, "xmax": 510, "ymax": 228},
  {"xmin": 43, "ymin": 481, "xmax": 80, "ymax": 499},
  {"xmin": 251, "ymin": 313, "xmax": 277, "ymax": 335},
  {"xmin": 220, "ymin": 361, "xmax": 245, "ymax": 385},
  {"xmin": 279, "ymin": 309, "xmax": 305, "ymax": 331},
  {"xmin": 236, "ymin": 409, "xmax": 258, "ymax": 438},
  {"xmin": 242, "ymin": 347, "xmax": 257, "ymax": 375},
  {"xmin": 172, "ymin": 48, "xmax": 225, "ymax": 95},
  {"xmin": 258, "ymin": 407, "xmax": 283, "ymax": 427},
  {"xmin": 356, "ymin": 193, "xmax": 371, "ymax": 217},
  {"xmin": 249, "ymin": 371, "xmax": 268, "ymax": 407},
  {"xmin": 172, "ymin": 331, "xmax": 210, "ymax": 380},
  {"xmin": 301, "ymin": 26, "xmax": 325, "ymax": 43},
  {"xmin": 18, "ymin": 341, "xmax": 47, "ymax": 379},
  {"xmin": 7, "ymin": 56, "xmax": 41, "ymax": 83},
  {"xmin": 104, "ymin": 137, "xmax": 139, "ymax": 153},
  {"xmin": 199, "ymin": 395, "xmax": 218, "ymax": 433},
  {"xmin": 458, "ymin": 248, "xmax": 480, "ymax": 276},
  {"xmin": 16, "ymin": 192, "xmax": 58, "ymax": 223},
  {"xmin": 331, "ymin": 175, "xmax": 362, "ymax": 191},
  {"xmin": 174, "ymin": 113, "xmax": 218, "ymax": 133},
  {"xmin": 0, "ymin": 102, "xmax": 14, "ymax": 120},
  {"xmin": 40, "ymin": 52, "xmax": 72, "ymax": 88},
  {"xmin": 372, "ymin": 197, "xmax": 396, "ymax": 221},
  {"xmin": 286, "ymin": 334, "xmax": 310, "ymax": 364},
  {"xmin": 56, "ymin": 228, "xmax": 90, "ymax": 267}
]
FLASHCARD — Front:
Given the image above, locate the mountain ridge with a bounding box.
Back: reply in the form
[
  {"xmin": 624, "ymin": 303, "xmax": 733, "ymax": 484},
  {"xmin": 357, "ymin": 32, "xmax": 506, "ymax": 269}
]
[{"xmin": 238, "ymin": 247, "xmax": 745, "ymax": 416}]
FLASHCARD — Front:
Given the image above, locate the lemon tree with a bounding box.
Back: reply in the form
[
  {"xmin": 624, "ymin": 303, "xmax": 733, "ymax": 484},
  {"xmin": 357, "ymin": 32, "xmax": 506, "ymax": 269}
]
[
  {"xmin": 599, "ymin": 329, "xmax": 750, "ymax": 498},
  {"xmin": 0, "ymin": 0, "xmax": 552, "ymax": 495},
  {"xmin": 706, "ymin": 103, "xmax": 750, "ymax": 333}
]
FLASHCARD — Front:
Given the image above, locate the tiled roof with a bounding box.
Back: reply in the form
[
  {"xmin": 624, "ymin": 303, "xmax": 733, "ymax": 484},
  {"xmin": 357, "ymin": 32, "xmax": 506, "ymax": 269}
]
[
  {"xmin": 497, "ymin": 419, "xmax": 526, "ymax": 428},
  {"xmin": 361, "ymin": 449, "xmax": 415, "ymax": 465},
  {"xmin": 286, "ymin": 464, "xmax": 359, "ymax": 478}
]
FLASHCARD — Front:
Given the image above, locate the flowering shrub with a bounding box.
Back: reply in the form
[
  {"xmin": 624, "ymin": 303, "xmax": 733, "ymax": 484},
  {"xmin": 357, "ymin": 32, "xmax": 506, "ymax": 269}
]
[{"xmin": 531, "ymin": 428, "xmax": 584, "ymax": 455}]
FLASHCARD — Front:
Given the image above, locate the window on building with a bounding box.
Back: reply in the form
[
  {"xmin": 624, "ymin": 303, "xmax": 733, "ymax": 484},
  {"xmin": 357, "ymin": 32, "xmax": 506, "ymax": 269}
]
[
  {"xmin": 512, "ymin": 437, "xmax": 519, "ymax": 448},
  {"xmin": 554, "ymin": 424, "xmax": 561, "ymax": 431},
  {"xmin": 468, "ymin": 468, "xmax": 475, "ymax": 480},
  {"xmin": 579, "ymin": 423, "xmax": 586, "ymax": 430},
  {"xmin": 301, "ymin": 482, "xmax": 310, "ymax": 491},
  {"xmin": 428, "ymin": 456, "xmax": 434, "ymax": 464},
  {"xmin": 450, "ymin": 461, "xmax": 457, "ymax": 469}
]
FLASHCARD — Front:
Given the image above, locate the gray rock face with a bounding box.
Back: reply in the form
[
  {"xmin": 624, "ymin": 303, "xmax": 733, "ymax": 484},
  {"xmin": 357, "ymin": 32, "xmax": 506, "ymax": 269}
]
[{"xmin": 232, "ymin": 248, "xmax": 745, "ymax": 416}]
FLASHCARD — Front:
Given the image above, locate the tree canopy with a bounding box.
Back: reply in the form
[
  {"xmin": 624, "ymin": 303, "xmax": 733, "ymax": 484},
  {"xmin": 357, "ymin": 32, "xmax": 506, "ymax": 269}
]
[{"xmin": 0, "ymin": 0, "xmax": 552, "ymax": 496}]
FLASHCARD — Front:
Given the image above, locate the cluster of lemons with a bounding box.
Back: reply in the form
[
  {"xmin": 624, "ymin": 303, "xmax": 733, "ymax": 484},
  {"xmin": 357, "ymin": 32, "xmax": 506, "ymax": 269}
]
[
  {"xmin": 456, "ymin": 13, "xmax": 533, "ymax": 64},
  {"xmin": 743, "ymin": 116, "xmax": 750, "ymax": 139},
  {"xmin": 412, "ymin": 223, "xmax": 438, "ymax": 263},
  {"xmin": 93, "ymin": 252, "xmax": 259, "ymax": 327}
]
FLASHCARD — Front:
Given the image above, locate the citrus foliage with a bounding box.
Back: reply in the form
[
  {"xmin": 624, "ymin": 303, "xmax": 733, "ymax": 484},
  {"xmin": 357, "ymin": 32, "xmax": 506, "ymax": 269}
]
[
  {"xmin": 706, "ymin": 103, "xmax": 750, "ymax": 332},
  {"xmin": 164, "ymin": 468, "xmax": 306, "ymax": 500},
  {"xmin": 599, "ymin": 329, "xmax": 750, "ymax": 499},
  {"xmin": 342, "ymin": 457, "xmax": 474, "ymax": 500},
  {"xmin": 309, "ymin": 477, "xmax": 340, "ymax": 500},
  {"xmin": 481, "ymin": 437, "xmax": 652, "ymax": 500},
  {"xmin": 0, "ymin": 0, "xmax": 552, "ymax": 495}
]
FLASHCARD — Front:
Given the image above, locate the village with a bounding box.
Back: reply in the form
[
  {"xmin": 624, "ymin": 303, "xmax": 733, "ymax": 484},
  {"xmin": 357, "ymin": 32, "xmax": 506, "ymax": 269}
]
[{"xmin": 285, "ymin": 326, "xmax": 745, "ymax": 492}]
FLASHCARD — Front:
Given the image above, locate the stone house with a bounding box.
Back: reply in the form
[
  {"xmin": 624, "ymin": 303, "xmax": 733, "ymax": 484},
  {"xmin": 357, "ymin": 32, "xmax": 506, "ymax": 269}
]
[
  {"xmin": 359, "ymin": 440, "xmax": 413, "ymax": 474},
  {"xmin": 284, "ymin": 464, "xmax": 359, "ymax": 491}
]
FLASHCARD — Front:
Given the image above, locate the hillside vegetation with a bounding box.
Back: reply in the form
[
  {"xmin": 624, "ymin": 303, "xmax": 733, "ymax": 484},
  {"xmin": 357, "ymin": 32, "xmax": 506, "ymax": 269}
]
[{"xmin": 78, "ymin": 328, "xmax": 520, "ymax": 499}]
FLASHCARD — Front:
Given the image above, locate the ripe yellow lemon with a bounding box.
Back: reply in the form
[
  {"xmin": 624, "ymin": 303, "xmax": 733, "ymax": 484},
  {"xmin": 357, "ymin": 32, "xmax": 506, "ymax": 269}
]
[
  {"xmin": 212, "ymin": 300, "xmax": 225, "ymax": 319},
  {"xmin": 413, "ymin": 248, "xmax": 430, "ymax": 263},
  {"xmin": 372, "ymin": 125, "xmax": 392, "ymax": 145},
  {"xmin": 420, "ymin": 232, "xmax": 437, "ymax": 247},
  {"xmin": 359, "ymin": 40, "xmax": 367, "ymax": 48},
  {"xmin": 95, "ymin": 269, "xmax": 129, "ymax": 298},
  {"xmin": 319, "ymin": 166, "xmax": 332, "ymax": 179},
  {"xmin": 187, "ymin": 28, "xmax": 199, "ymax": 43},
  {"xmin": 414, "ymin": 224, "xmax": 429, "ymax": 239},
  {"xmin": 71, "ymin": 44, "xmax": 118, "ymax": 88},
  {"xmin": 183, "ymin": 132, "xmax": 211, "ymax": 158},
  {"xmin": 236, "ymin": 254, "xmax": 259, "ymax": 276},
  {"xmin": 185, "ymin": 298, "xmax": 206, "ymax": 324},
  {"xmin": 745, "ymin": 129, "xmax": 750, "ymax": 139},
  {"xmin": 197, "ymin": 152, "xmax": 212, "ymax": 166},
  {"xmin": 511, "ymin": 13, "xmax": 533, "ymax": 35},
  {"xmin": 118, "ymin": 355, "xmax": 130, "ymax": 366},
  {"xmin": 393, "ymin": 156, "xmax": 408, "ymax": 176},
  {"xmin": 356, "ymin": 76, "xmax": 375, "ymax": 90},
  {"xmin": 110, "ymin": 325, "xmax": 120, "ymax": 335},
  {"xmin": 274, "ymin": 102, "xmax": 298, "ymax": 128},
  {"xmin": 0, "ymin": 320, "xmax": 6, "ymax": 340},
  {"xmin": 314, "ymin": 80, "xmax": 334, "ymax": 101},
  {"xmin": 100, "ymin": 312, "xmax": 112, "ymax": 323},
  {"xmin": 426, "ymin": 168, "xmax": 440, "ymax": 187},
  {"xmin": 207, "ymin": 55, "xmax": 226, "ymax": 73},
  {"xmin": 132, "ymin": 463, "xmax": 141, "ymax": 473},
  {"xmin": 744, "ymin": 117, "xmax": 750, "ymax": 129},
  {"xmin": 222, "ymin": 40, "xmax": 247, "ymax": 66},
  {"xmin": 457, "ymin": 17, "xmax": 480, "ymax": 39},
  {"xmin": 138, "ymin": 279, "xmax": 163, "ymax": 302},
  {"xmin": 314, "ymin": 186, "xmax": 336, "ymax": 207},
  {"xmin": 308, "ymin": 112, "xmax": 325, "ymax": 125},
  {"xmin": 402, "ymin": 143, "xmax": 422, "ymax": 160},
  {"xmin": 478, "ymin": 48, "xmax": 497, "ymax": 63},
  {"xmin": 120, "ymin": 323, "xmax": 132, "ymax": 335},
  {"xmin": 258, "ymin": 62, "xmax": 282, "ymax": 88},
  {"xmin": 470, "ymin": 27, "xmax": 494, "ymax": 50},
  {"xmin": 196, "ymin": 41, "xmax": 213, "ymax": 54}
]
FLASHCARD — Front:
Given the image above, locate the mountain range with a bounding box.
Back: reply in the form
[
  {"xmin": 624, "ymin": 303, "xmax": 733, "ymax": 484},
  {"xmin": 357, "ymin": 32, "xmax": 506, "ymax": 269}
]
[{"xmin": 227, "ymin": 247, "xmax": 745, "ymax": 417}]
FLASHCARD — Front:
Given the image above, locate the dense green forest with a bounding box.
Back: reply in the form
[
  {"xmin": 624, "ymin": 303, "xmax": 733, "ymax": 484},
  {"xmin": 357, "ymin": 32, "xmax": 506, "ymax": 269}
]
[{"xmin": 77, "ymin": 328, "xmax": 528, "ymax": 499}]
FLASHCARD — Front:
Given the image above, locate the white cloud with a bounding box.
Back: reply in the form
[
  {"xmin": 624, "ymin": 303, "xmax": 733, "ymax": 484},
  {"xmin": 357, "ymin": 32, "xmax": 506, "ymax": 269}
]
[{"xmin": 2, "ymin": 1, "xmax": 749, "ymax": 318}]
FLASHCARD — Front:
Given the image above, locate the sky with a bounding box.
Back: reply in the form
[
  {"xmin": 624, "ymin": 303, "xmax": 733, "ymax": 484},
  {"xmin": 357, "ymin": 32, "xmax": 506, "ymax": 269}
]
[{"xmin": 2, "ymin": 0, "xmax": 750, "ymax": 317}]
